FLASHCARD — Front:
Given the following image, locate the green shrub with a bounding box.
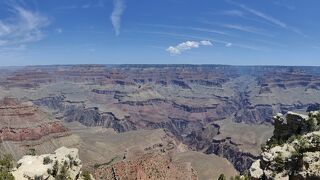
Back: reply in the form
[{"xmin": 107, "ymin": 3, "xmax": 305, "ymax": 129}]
[
  {"xmin": 305, "ymin": 118, "xmax": 318, "ymax": 132},
  {"xmin": 0, "ymin": 154, "xmax": 13, "ymax": 171},
  {"xmin": 47, "ymin": 168, "xmax": 52, "ymax": 175},
  {"xmin": 309, "ymin": 112, "xmax": 320, "ymax": 126},
  {"xmin": 230, "ymin": 175, "xmax": 249, "ymax": 180},
  {"xmin": 82, "ymin": 170, "xmax": 92, "ymax": 180},
  {"xmin": 274, "ymin": 153, "xmax": 285, "ymax": 172},
  {"xmin": 288, "ymin": 151, "xmax": 303, "ymax": 172},
  {"xmin": 34, "ymin": 175, "xmax": 42, "ymax": 180},
  {"xmin": 287, "ymin": 135, "xmax": 302, "ymax": 143},
  {"xmin": 43, "ymin": 156, "xmax": 52, "ymax": 165},
  {"xmin": 51, "ymin": 161, "xmax": 59, "ymax": 177},
  {"xmin": 312, "ymin": 134, "xmax": 320, "ymax": 144},
  {"xmin": 218, "ymin": 174, "xmax": 226, "ymax": 180},
  {"xmin": 0, "ymin": 154, "xmax": 14, "ymax": 180},
  {"xmin": 0, "ymin": 171, "xmax": 15, "ymax": 180},
  {"xmin": 55, "ymin": 161, "xmax": 70, "ymax": 180},
  {"xmin": 67, "ymin": 155, "xmax": 73, "ymax": 161},
  {"xmin": 298, "ymin": 138, "xmax": 309, "ymax": 153},
  {"xmin": 26, "ymin": 148, "xmax": 37, "ymax": 156}
]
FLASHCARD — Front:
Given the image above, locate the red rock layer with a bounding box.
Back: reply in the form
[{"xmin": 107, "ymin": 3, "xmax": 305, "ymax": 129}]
[
  {"xmin": 0, "ymin": 121, "xmax": 68, "ymax": 142},
  {"xmin": 93, "ymin": 153, "xmax": 198, "ymax": 180}
]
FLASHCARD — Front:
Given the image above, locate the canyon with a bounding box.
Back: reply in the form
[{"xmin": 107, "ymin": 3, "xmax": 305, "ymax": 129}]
[{"xmin": 0, "ymin": 65, "xmax": 320, "ymax": 179}]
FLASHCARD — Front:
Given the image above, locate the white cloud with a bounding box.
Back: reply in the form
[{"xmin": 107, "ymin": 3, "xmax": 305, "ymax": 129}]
[
  {"xmin": 0, "ymin": 21, "xmax": 11, "ymax": 36},
  {"xmin": 55, "ymin": 1, "xmax": 105, "ymax": 10},
  {"xmin": 136, "ymin": 31, "xmax": 268, "ymax": 51},
  {"xmin": 226, "ymin": 0, "xmax": 287, "ymax": 28},
  {"xmin": 0, "ymin": 6, "xmax": 50, "ymax": 47},
  {"xmin": 166, "ymin": 40, "xmax": 213, "ymax": 55},
  {"xmin": 110, "ymin": 0, "xmax": 126, "ymax": 36},
  {"xmin": 227, "ymin": 0, "xmax": 306, "ymax": 37},
  {"xmin": 239, "ymin": 4, "xmax": 287, "ymax": 28},
  {"xmin": 225, "ymin": 43, "xmax": 232, "ymax": 47},
  {"xmin": 200, "ymin": 40, "xmax": 213, "ymax": 46},
  {"xmin": 221, "ymin": 24, "xmax": 272, "ymax": 37},
  {"xmin": 221, "ymin": 10, "xmax": 245, "ymax": 17},
  {"xmin": 142, "ymin": 24, "xmax": 228, "ymax": 36}
]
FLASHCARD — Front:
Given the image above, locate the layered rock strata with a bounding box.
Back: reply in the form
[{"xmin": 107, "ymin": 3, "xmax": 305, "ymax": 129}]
[{"xmin": 0, "ymin": 97, "xmax": 69, "ymax": 142}]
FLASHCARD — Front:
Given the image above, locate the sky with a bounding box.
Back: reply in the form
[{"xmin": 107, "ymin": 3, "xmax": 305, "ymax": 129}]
[{"xmin": 0, "ymin": 0, "xmax": 319, "ymax": 66}]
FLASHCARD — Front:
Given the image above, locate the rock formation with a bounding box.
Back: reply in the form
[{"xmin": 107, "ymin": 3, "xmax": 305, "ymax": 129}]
[
  {"xmin": 11, "ymin": 146, "xmax": 93, "ymax": 180},
  {"xmin": 93, "ymin": 153, "xmax": 198, "ymax": 180},
  {"xmin": 250, "ymin": 111, "xmax": 320, "ymax": 179},
  {"xmin": 0, "ymin": 97, "xmax": 69, "ymax": 142}
]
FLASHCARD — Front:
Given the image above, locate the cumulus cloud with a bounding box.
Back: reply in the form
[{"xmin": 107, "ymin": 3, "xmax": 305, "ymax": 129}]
[
  {"xmin": 0, "ymin": 6, "xmax": 50, "ymax": 47},
  {"xmin": 166, "ymin": 40, "xmax": 213, "ymax": 55},
  {"xmin": 110, "ymin": 0, "xmax": 126, "ymax": 36}
]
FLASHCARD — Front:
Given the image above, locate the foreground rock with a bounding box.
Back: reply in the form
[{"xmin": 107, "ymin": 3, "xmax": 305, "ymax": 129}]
[
  {"xmin": 250, "ymin": 111, "xmax": 320, "ymax": 179},
  {"xmin": 11, "ymin": 146, "xmax": 93, "ymax": 180}
]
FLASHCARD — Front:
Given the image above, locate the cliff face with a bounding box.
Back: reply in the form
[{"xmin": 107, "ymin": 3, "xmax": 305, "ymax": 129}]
[
  {"xmin": 0, "ymin": 97, "xmax": 69, "ymax": 142},
  {"xmin": 250, "ymin": 111, "xmax": 320, "ymax": 179}
]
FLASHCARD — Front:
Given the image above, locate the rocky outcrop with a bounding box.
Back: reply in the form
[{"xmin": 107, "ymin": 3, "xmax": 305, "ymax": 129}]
[
  {"xmin": 307, "ymin": 103, "xmax": 320, "ymax": 112},
  {"xmin": 172, "ymin": 102, "xmax": 218, "ymax": 113},
  {"xmin": 11, "ymin": 146, "xmax": 93, "ymax": 180},
  {"xmin": 234, "ymin": 105, "xmax": 274, "ymax": 124},
  {"xmin": 171, "ymin": 80, "xmax": 191, "ymax": 89},
  {"xmin": 249, "ymin": 111, "xmax": 320, "ymax": 179},
  {"xmin": 205, "ymin": 138, "xmax": 258, "ymax": 173}
]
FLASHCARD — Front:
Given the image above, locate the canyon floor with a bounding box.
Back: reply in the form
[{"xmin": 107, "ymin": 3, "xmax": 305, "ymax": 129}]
[{"xmin": 1, "ymin": 65, "xmax": 320, "ymax": 179}]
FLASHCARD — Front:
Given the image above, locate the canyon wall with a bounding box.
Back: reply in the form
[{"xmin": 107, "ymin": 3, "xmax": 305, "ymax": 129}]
[{"xmin": 1, "ymin": 65, "xmax": 320, "ymax": 172}]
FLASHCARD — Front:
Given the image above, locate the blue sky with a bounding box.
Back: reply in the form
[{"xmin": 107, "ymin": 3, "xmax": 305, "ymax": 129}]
[{"xmin": 0, "ymin": 0, "xmax": 319, "ymax": 66}]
